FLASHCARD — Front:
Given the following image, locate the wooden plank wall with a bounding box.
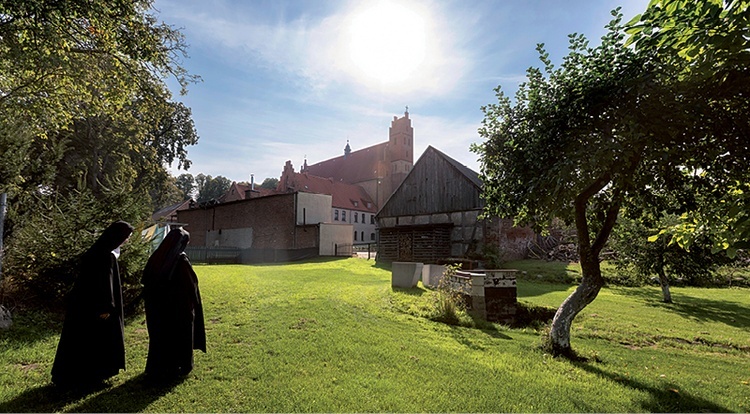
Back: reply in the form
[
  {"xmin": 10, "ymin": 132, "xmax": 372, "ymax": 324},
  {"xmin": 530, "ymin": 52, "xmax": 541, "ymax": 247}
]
[{"xmin": 379, "ymin": 225, "xmax": 451, "ymax": 263}]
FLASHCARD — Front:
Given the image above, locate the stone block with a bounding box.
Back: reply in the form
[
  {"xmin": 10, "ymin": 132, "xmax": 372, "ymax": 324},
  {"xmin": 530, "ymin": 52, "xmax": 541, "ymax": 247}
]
[
  {"xmin": 391, "ymin": 262, "xmax": 423, "ymax": 288},
  {"xmin": 450, "ymin": 212, "xmax": 463, "ymax": 225},
  {"xmin": 397, "ymin": 216, "xmax": 414, "ymax": 226},
  {"xmin": 414, "ymin": 215, "xmax": 431, "ymax": 225},
  {"xmin": 451, "ymin": 243, "xmax": 465, "ymax": 257},
  {"xmin": 422, "ymin": 264, "xmax": 447, "ymax": 288},
  {"xmin": 431, "ymin": 213, "xmax": 451, "ymax": 224},
  {"xmin": 380, "ymin": 217, "xmax": 396, "ymax": 228}
]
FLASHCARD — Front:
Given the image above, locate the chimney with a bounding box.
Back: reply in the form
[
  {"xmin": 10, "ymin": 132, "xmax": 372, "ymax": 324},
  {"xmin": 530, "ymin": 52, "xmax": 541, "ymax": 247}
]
[{"xmin": 250, "ymin": 174, "xmax": 255, "ymax": 191}]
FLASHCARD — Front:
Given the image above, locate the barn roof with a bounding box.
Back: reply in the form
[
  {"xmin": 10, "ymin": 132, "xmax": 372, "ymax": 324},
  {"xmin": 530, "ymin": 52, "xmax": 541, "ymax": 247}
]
[{"xmin": 378, "ymin": 146, "xmax": 483, "ymax": 218}]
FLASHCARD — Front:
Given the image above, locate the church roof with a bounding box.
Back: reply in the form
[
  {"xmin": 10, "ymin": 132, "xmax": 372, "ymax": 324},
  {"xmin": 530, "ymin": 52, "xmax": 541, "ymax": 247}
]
[
  {"xmin": 303, "ymin": 142, "xmax": 387, "ymax": 184},
  {"xmin": 287, "ymin": 172, "xmax": 377, "ymax": 213}
]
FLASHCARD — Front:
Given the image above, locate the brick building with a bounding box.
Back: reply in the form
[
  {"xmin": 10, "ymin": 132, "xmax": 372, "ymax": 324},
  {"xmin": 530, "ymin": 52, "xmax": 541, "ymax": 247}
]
[
  {"xmin": 277, "ymin": 161, "xmax": 378, "ymax": 244},
  {"xmin": 176, "ymin": 191, "xmax": 353, "ymax": 261},
  {"xmin": 295, "ymin": 109, "xmax": 414, "ymax": 209}
]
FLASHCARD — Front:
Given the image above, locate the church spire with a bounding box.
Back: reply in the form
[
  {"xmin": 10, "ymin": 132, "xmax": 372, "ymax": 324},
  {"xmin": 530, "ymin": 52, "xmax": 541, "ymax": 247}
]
[{"xmin": 344, "ymin": 139, "xmax": 351, "ymax": 158}]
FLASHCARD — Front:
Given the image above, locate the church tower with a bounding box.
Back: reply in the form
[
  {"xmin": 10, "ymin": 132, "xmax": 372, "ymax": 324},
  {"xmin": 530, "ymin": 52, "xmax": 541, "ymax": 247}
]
[{"xmin": 386, "ymin": 107, "xmax": 414, "ymax": 196}]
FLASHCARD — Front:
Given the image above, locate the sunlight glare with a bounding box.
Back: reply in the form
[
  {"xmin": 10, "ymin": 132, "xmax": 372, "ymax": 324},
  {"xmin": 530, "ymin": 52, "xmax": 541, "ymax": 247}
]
[{"xmin": 348, "ymin": 1, "xmax": 428, "ymax": 86}]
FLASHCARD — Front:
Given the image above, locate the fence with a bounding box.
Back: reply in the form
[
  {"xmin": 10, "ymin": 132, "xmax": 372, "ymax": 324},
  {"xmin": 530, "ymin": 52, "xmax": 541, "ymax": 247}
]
[
  {"xmin": 186, "ymin": 246, "xmax": 241, "ymax": 264},
  {"xmin": 185, "ymin": 246, "xmax": 319, "ymax": 264}
]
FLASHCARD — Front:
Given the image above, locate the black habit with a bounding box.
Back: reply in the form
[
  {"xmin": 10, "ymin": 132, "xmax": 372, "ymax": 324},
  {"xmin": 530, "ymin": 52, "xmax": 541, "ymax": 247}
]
[
  {"xmin": 142, "ymin": 227, "xmax": 206, "ymax": 379},
  {"xmin": 51, "ymin": 220, "xmax": 134, "ymax": 386}
]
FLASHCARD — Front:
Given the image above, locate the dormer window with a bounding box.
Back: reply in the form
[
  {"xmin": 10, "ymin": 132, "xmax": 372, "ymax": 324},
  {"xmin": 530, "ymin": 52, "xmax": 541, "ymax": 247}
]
[{"xmin": 353, "ymin": 201, "xmax": 358, "ymax": 207}]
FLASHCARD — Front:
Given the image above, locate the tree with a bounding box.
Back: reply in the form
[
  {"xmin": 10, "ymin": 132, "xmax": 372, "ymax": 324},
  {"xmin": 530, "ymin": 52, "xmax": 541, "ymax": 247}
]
[
  {"xmin": 626, "ymin": 0, "xmax": 750, "ymax": 254},
  {"xmin": 195, "ymin": 174, "xmax": 232, "ymax": 203},
  {"xmin": 0, "ymin": 0, "xmax": 199, "ymax": 308},
  {"xmin": 260, "ymin": 177, "xmax": 279, "ymax": 190},
  {"xmin": 175, "ymin": 173, "xmax": 196, "ymax": 201},
  {"xmin": 610, "ymin": 215, "xmax": 732, "ymax": 302},
  {"xmin": 473, "ymin": 5, "xmax": 750, "ymax": 356}
]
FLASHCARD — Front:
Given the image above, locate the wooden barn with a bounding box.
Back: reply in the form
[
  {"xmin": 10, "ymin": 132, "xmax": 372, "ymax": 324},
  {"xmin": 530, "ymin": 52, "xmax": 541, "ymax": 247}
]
[{"xmin": 375, "ymin": 146, "xmax": 535, "ymax": 264}]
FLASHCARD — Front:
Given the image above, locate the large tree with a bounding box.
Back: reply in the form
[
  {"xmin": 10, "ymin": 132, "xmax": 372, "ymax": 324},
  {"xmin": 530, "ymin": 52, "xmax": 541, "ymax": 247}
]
[
  {"xmin": 0, "ymin": 0, "xmax": 199, "ymax": 307},
  {"xmin": 473, "ymin": 3, "xmax": 750, "ymax": 356},
  {"xmin": 626, "ymin": 0, "xmax": 750, "ymax": 254}
]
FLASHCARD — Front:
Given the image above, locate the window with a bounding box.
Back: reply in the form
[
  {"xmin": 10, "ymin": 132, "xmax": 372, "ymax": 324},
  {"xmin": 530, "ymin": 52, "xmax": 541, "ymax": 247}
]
[
  {"xmin": 354, "ymin": 213, "xmax": 358, "ymax": 223},
  {"xmin": 370, "ymin": 215, "xmax": 375, "ymax": 224},
  {"xmin": 354, "ymin": 231, "xmax": 357, "ymax": 241},
  {"xmin": 370, "ymin": 233, "xmax": 375, "ymax": 241},
  {"xmin": 361, "ymin": 231, "xmax": 364, "ymax": 241},
  {"xmin": 334, "ymin": 210, "xmax": 339, "ymax": 221},
  {"xmin": 342, "ymin": 211, "xmax": 346, "ymax": 221},
  {"xmin": 361, "ymin": 213, "xmax": 365, "ymax": 222}
]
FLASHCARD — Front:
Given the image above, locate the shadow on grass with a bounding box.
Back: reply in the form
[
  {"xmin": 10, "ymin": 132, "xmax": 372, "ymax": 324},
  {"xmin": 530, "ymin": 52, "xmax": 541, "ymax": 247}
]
[
  {"xmin": 391, "ymin": 286, "xmax": 428, "ymax": 297},
  {"xmin": 66, "ymin": 373, "xmax": 184, "ymax": 412},
  {"xmin": 0, "ymin": 373, "xmax": 184, "ymax": 413},
  {"xmin": 0, "ymin": 309, "xmax": 63, "ymax": 347},
  {"xmin": 575, "ymin": 361, "xmax": 732, "ymax": 413},
  {"xmin": 611, "ymin": 287, "xmax": 750, "ymax": 330}
]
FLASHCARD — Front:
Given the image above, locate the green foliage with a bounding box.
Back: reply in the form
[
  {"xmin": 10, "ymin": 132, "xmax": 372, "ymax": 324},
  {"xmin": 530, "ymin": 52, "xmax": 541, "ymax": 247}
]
[
  {"xmin": 474, "ymin": 3, "xmax": 750, "ymax": 352},
  {"xmin": 175, "ymin": 173, "xmax": 196, "ymax": 201},
  {"xmin": 610, "ymin": 215, "xmax": 734, "ymax": 288},
  {"xmin": 260, "ymin": 177, "xmax": 279, "ymax": 190},
  {"xmin": 625, "ymin": 1, "xmax": 750, "ymax": 253},
  {"xmin": 429, "ymin": 264, "xmax": 467, "ymax": 325},
  {"xmin": 0, "ymin": 0, "xmax": 200, "ymax": 308},
  {"xmin": 3, "ymin": 181, "xmax": 150, "ymax": 310},
  {"xmin": 195, "ymin": 174, "xmax": 232, "ymax": 203}
]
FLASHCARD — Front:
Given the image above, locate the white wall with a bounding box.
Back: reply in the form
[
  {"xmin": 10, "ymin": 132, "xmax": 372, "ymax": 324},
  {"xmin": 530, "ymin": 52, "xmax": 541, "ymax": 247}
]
[
  {"xmin": 296, "ymin": 192, "xmax": 332, "ymax": 225},
  {"xmin": 319, "ymin": 223, "xmax": 354, "ymax": 255}
]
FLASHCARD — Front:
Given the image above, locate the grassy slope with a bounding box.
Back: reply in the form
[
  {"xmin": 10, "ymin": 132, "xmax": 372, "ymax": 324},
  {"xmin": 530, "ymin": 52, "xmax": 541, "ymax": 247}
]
[{"xmin": 0, "ymin": 258, "xmax": 748, "ymax": 412}]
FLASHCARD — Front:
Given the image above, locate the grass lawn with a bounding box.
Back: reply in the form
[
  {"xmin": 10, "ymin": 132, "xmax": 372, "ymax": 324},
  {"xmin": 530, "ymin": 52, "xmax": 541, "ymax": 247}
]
[{"xmin": 1, "ymin": 257, "xmax": 748, "ymax": 412}]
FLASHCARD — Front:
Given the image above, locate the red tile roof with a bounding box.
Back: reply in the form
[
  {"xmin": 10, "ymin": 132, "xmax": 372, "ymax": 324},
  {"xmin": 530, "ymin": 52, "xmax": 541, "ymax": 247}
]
[
  {"xmin": 303, "ymin": 142, "xmax": 387, "ymax": 184},
  {"xmin": 282, "ymin": 172, "xmax": 377, "ymax": 213},
  {"xmin": 221, "ymin": 182, "xmax": 276, "ymax": 203}
]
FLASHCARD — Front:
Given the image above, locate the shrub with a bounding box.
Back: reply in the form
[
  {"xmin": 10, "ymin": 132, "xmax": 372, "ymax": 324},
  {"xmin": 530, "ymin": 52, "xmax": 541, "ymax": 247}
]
[
  {"xmin": 429, "ymin": 264, "xmax": 468, "ymax": 325},
  {"xmin": 3, "ymin": 184, "xmax": 150, "ymax": 312}
]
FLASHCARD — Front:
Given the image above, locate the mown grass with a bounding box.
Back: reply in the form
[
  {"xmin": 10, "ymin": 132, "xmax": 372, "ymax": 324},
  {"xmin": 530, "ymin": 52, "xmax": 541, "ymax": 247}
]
[{"xmin": 1, "ymin": 257, "xmax": 748, "ymax": 412}]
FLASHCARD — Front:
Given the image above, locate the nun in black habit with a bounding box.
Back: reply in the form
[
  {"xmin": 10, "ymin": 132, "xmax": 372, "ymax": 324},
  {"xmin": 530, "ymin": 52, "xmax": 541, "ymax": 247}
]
[
  {"xmin": 51, "ymin": 220, "xmax": 134, "ymax": 387},
  {"xmin": 142, "ymin": 227, "xmax": 206, "ymax": 380}
]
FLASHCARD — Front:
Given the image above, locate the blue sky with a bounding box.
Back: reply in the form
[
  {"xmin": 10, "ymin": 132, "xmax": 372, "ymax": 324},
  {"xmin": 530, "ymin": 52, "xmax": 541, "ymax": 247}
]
[{"xmin": 154, "ymin": 0, "xmax": 650, "ymax": 184}]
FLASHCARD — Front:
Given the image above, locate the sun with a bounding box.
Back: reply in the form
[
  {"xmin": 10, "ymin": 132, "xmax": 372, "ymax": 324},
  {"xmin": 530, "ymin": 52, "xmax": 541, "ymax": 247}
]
[{"xmin": 347, "ymin": 1, "xmax": 427, "ymax": 86}]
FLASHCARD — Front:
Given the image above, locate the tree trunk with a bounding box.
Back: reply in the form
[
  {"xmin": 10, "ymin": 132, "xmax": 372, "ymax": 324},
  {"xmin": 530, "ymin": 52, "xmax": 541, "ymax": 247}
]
[
  {"xmin": 548, "ymin": 249, "xmax": 605, "ymax": 356},
  {"xmin": 548, "ymin": 173, "xmax": 617, "ymax": 357},
  {"xmin": 656, "ymin": 266, "xmax": 672, "ymax": 303}
]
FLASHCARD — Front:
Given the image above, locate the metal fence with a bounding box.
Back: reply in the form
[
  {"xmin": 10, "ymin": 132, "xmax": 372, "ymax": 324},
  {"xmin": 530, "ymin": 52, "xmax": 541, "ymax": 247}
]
[
  {"xmin": 185, "ymin": 246, "xmax": 241, "ymax": 264},
  {"xmin": 185, "ymin": 246, "xmax": 319, "ymax": 264}
]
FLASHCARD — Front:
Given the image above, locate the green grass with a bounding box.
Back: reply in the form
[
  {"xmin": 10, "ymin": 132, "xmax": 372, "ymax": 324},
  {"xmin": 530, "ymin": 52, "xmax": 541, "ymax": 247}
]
[{"xmin": 1, "ymin": 258, "xmax": 749, "ymax": 412}]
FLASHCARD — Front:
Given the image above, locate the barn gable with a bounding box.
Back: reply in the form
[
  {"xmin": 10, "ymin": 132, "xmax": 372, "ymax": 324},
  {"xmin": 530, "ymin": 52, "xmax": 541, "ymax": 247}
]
[
  {"xmin": 378, "ymin": 146, "xmax": 482, "ymax": 218},
  {"xmin": 376, "ymin": 146, "xmax": 535, "ymax": 264}
]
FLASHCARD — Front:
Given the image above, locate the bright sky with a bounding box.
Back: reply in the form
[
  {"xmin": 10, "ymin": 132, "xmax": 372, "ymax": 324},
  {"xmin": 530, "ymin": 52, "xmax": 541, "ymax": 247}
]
[{"xmin": 154, "ymin": 0, "xmax": 650, "ymax": 183}]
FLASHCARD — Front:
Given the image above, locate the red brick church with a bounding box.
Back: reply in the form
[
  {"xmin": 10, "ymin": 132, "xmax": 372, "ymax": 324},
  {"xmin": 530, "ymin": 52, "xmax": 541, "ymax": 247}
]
[{"xmin": 280, "ymin": 108, "xmax": 414, "ymax": 209}]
